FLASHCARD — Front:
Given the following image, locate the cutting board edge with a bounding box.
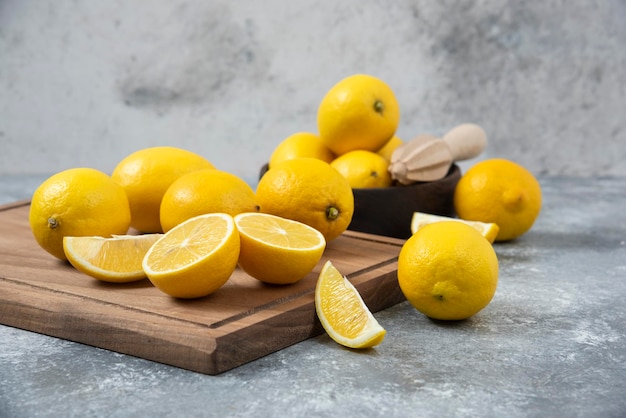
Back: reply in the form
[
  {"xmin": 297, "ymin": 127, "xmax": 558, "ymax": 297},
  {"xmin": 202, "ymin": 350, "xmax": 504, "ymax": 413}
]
[
  {"xmin": 0, "ymin": 276, "xmax": 226, "ymax": 373},
  {"xmin": 0, "ymin": 199, "xmax": 30, "ymax": 211},
  {"xmin": 1, "ymin": 263, "xmax": 405, "ymax": 375}
]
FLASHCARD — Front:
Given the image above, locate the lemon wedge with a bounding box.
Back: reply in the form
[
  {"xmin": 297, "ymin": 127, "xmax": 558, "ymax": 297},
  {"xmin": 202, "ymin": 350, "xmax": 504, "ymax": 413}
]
[
  {"xmin": 410, "ymin": 212, "xmax": 500, "ymax": 243},
  {"xmin": 315, "ymin": 260, "xmax": 386, "ymax": 349},
  {"xmin": 63, "ymin": 234, "xmax": 162, "ymax": 283}
]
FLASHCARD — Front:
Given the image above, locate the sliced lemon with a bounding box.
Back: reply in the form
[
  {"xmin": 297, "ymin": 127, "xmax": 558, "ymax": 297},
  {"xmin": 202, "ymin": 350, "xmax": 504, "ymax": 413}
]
[
  {"xmin": 142, "ymin": 213, "xmax": 240, "ymax": 298},
  {"xmin": 63, "ymin": 234, "xmax": 162, "ymax": 283},
  {"xmin": 410, "ymin": 212, "xmax": 500, "ymax": 243},
  {"xmin": 234, "ymin": 212, "xmax": 326, "ymax": 285},
  {"xmin": 315, "ymin": 260, "xmax": 386, "ymax": 349}
]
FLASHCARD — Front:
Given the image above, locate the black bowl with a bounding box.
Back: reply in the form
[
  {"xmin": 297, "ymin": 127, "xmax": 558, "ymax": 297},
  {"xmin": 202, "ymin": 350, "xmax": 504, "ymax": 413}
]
[{"xmin": 258, "ymin": 164, "xmax": 461, "ymax": 240}]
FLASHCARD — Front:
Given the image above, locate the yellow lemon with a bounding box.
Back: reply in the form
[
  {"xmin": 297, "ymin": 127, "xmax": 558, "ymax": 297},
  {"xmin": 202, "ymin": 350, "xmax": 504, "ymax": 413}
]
[
  {"xmin": 269, "ymin": 132, "xmax": 336, "ymax": 168},
  {"xmin": 29, "ymin": 168, "xmax": 131, "ymax": 260},
  {"xmin": 63, "ymin": 234, "xmax": 161, "ymax": 282},
  {"xmin": 376, "ymin": 135, "xmax": 403, "ymax": 163},
  {"xmin": 315, "ymin": 260, "xmax": 386, "ymax": 349},
  {"xmin": 317, "ymin": 74, "xmax": 400, "ymax": 155},
  {"xmin": 111, "ymin": 146, "xmax": 214, "ymax": 233},
  {"xmin": 234, "ymin": 212, "xmax": 326, "ymax": 285},
  {"xmin": 454, "ymin": 158, "xmax": 542, "ymax": 241},
  {"xmin": 142, "ymin": 213, "xmax": 240, "ymax": 299},
  {"xmin": 398, "ymin": 221, "xmax": 499, "ymax": 321},
  {"xmin": 410, "ymin": 212, "xmax": 500, "ymax": 244},
  {"xmin": 255, "ymin": 158, "xmax": 354, "ymax": 242},
  {"xmin": 160, "ymin": 168, "xmax": 257, "ymax": 232},
  {"xmin": 330, "ymin": 150, "xmax": 392, "ymax": 188}
]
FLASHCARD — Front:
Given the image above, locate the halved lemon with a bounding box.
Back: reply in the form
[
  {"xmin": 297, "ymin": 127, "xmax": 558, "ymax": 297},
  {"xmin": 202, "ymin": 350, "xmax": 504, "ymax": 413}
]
[
  {"xmin": 315, "ymin": 260, "xmax": 386, "ymax": 349},
  {"xmin": 234, "ymin": 212, "xmax": 326, "ymax": 285},
  {"xmin": 410, "ymin": 212, "xmax": 500, "ymax": 243},
  {"xmin": 63, "ymin": 234, "xmax": 162, "ymax": 283},
  {"xmin": 142, "ymin": 213, "xmax": 240, "ymax": 298}
]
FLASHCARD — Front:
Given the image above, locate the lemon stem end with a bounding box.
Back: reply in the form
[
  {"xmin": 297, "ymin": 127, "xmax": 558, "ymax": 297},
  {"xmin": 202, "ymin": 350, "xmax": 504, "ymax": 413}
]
[
  {"xmin": 326, "ymin": 206, "xmax": 340, "ymax": 221},
  {"xmin": 373, "ymin": 99, "xmax": 385, "ymax": 115}
]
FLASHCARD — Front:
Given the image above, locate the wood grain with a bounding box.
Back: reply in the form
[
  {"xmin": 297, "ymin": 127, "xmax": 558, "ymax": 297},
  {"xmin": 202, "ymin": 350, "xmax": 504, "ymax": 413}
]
[{"xmin": 0, "ymin": 201, "xmax": 406, "ymax": 375}]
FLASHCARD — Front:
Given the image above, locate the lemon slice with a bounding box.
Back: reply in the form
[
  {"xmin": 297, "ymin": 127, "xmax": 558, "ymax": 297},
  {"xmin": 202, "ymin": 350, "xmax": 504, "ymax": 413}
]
[
  {"xmin": 234, "ymin": 212, "xmax": 326, "ymax": 285},
  {"xmin": 142, "ymin": 213, "xmax": 240, "ymax": 298},
  {"xmin": 63, "ymin": 234, "xmax": 162, "ymax": 283},
  {"xmin": 315, "ymin": 260, "xmax": 386, "ymax": 349},
  {"xmin": 410, "ymin": 212, "xmax": 500, "ymax": 243}
]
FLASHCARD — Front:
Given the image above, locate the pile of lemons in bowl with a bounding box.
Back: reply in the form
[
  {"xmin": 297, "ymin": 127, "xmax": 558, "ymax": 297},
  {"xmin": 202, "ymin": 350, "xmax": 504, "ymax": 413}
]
[{"xmin": 268, "ymin": 74, "xmax": 402, "ymax": 190}]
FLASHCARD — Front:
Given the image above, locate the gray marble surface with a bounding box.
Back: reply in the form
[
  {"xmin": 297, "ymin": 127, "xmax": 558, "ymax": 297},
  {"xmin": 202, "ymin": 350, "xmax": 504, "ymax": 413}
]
[
  {"xmin": 1, "ymin": 175, "xmax": 626, "ymax": 418},
  {"xmin": 2, "ymin": 1, "xmax": 626, "ymax": 180}
]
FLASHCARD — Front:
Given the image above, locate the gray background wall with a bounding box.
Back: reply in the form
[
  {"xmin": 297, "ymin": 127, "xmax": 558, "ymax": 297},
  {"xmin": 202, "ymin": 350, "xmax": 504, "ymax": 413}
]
[{"xmin": 1, "ymin": 0, "xmax": 625, "ymax": 185}]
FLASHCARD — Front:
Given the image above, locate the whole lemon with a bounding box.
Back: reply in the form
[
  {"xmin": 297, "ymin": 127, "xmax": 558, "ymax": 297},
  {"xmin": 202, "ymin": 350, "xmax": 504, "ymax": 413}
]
[
  {"xmin": 317, "ymin": 74, "xmax": 400, "ymax": 155},
  {"xmin": 255, "ymin": 157, "xmax": 354, "ymax": 242},
  {"xmin": 454, "ymin": 158, "xmax": 542, "ymax": 241},
  {"xmin": 160, "ymin": 168, "xmax": 257, "ymax": 232},
  {"xmin": 398, "ymin": 221, "xmax": 499, "ymax": 321},
  {"xmin": 111, "ymin": 146, "xmax": 214, "ymax": 233},
  {"xmin": 330, "ymin": 150, "xmax": 392, "ymax": 188},
  {"xmin": 29, "ymin": 168, "xmax": 131, "ymax": 260},
  {"xmin": 269, "ymin": 132, "xmax": 336, "ymax": 168}
]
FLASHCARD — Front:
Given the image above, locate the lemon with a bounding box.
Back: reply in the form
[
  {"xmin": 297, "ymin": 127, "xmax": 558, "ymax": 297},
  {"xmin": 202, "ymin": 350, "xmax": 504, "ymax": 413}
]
[
  {"xmin": 317, "ymin": 74, "xmax": 400, "ymax": 155},
  {"xmin": 315, "ymin": 260, "xmax": 386, "ymax": 349},
  {"xmin": 454, "ymin": 158, "xmax": 542, "ymax": 241},
  {"xmin": 410, "ymin": 212, "xmax": 500, "ymax": 244},
  {"xmin": 234, "ymin": 212, "xmax": 326, "ymax": 285},
  {"xmin": 330, "ymin": 150, "xmax": 392, "ymax": 189},
  {"xmin": 142, "ymin": 213, "xmax": 240, "ymax": 299},
  {"xmin": 376, "ymin": 135, "xmax": 403, "ymax": 163},
  {"xmin": 269, "ymin": 132, "xmax": 336, "ymax": 168},
  {"xmin": 111, "ymin": 146, "xmax": 214, "ymax": 233},
  {"xmin": 398, "ymin": 221, "xmax": 499, "ymax": 321},
  {"xmin": 256, "ymin": 158, "xmax": 354, "ymax": 242},
  {"xmin": 29, "ymin": 168, "xmax": 131, "ymax": 260},
  {"xmin": 160, "ymin": 168, "xmax": 257, "ymax": 232},
  {"xmin": 63, "ymin": 234, "xmax": 161, "ymax": 283}
]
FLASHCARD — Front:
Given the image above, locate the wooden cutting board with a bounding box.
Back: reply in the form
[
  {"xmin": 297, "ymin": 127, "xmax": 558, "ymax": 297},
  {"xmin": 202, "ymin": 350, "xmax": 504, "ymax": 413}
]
[{"xmin": 0, "ymin": 200, "xmax": 406, "ymax": 375}]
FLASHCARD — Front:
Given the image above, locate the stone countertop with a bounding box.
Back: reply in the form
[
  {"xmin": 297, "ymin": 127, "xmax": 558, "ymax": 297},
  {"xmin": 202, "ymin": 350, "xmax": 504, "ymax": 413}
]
[{"xmin": 1, "ymin": 175, "xmax": 625, "ymax": 418}]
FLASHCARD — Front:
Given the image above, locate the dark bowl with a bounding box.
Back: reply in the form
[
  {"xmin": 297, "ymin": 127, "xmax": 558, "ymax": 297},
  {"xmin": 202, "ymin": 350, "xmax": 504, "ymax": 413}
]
[{"xmin": 258, "ymin": 164, "xmax": 461, "ymax": 240}]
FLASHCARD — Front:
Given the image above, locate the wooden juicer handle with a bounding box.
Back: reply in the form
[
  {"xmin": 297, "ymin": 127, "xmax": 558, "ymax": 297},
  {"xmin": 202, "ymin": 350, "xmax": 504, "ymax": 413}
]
[
  {"xmin": 389, "ymin": 123, "xmax": 487, "ymax": 184},
  {"xmin": 442, "ymin": 123, "xmax": 487, "ymax": 162}
]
